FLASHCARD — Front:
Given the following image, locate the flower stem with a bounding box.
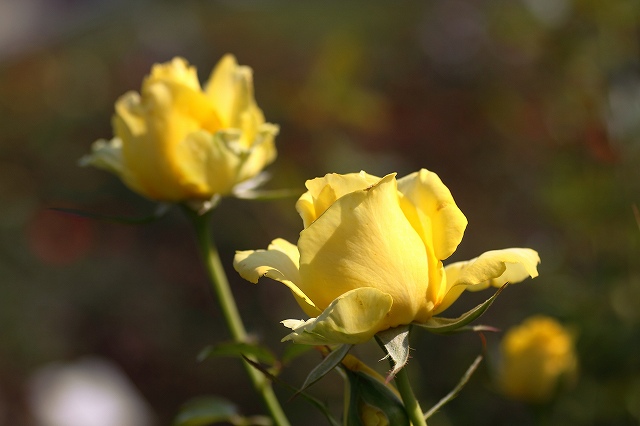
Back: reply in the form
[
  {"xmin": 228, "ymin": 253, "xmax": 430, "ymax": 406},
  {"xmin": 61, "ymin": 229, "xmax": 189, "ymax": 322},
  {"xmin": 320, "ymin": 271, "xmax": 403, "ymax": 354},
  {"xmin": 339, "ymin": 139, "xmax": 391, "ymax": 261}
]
[
  {"xmin": 395, "ymin": 367, "xmax": 428, "ymax": 426},
  {"xmin": 189, "ymin": 209, "xmax": 290, "ymax": 426}
]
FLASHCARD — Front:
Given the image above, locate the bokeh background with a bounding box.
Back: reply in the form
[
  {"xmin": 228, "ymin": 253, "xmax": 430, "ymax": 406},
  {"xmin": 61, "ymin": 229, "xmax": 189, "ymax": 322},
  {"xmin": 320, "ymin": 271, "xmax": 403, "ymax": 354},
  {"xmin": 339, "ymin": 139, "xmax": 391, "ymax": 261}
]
[{"xmin": 1, "ymin": 0, "xmax": 640, "ymax": 425}]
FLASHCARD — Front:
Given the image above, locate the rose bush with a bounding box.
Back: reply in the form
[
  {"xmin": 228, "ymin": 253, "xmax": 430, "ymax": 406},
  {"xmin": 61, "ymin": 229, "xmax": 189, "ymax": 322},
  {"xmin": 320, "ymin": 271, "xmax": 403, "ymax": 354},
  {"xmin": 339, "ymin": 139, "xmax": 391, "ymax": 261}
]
[
  {"xmin": 81, "ymin": 55, "xmax": 278, "ymax": 206},
  {"xmin": 234, "ymin": 169, "xmax": 540, "ymax": 345}
]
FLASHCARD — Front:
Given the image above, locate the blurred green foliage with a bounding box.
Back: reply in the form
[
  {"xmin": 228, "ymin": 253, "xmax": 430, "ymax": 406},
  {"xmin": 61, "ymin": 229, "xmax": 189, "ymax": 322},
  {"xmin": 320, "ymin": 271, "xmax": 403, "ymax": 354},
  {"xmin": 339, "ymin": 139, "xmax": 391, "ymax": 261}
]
[{"xmin": 1, "ymin": 0, "xmax": 639, "ymax": 425}]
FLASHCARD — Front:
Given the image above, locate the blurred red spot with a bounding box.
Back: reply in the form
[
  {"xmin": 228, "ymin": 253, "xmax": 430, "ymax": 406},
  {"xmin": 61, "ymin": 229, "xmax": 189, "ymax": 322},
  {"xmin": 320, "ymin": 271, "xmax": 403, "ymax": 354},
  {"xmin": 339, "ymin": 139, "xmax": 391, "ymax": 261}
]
[
  {"xmin": 585, "ymin": 122, "xmax": 618, "ymax": 164},
  {"xmin": 26, "ymin": 208, "xmax": 94, "ymax": 265}
]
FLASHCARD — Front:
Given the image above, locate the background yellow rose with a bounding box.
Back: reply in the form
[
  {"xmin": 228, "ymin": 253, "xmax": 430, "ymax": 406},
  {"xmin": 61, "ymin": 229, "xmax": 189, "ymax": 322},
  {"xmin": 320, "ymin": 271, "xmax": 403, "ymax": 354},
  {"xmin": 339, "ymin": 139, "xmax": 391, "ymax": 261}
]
[
  {"xmin": 81, "ymin": 55, "xmax": 278, "ymax": 204},
  {"xmin": 500, "ymin": 315, "xmax": 578, "ymax": 403}
]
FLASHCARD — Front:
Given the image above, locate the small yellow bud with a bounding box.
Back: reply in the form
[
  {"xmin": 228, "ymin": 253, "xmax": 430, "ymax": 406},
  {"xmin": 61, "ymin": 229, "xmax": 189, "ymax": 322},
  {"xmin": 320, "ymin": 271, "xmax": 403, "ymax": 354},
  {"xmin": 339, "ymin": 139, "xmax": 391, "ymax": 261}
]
[{"xmin": 500, "ymin": 315, "xmax": 578, "ymax": 403}]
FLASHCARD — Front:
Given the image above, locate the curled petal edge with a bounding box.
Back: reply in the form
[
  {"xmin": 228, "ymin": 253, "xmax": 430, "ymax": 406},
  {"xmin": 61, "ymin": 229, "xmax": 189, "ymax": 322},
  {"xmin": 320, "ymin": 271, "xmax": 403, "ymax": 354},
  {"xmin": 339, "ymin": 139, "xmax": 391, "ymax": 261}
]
[
  {"xmin": 233, "ymin": 239, "xmax": 319, "ymax": 316},
  {"xmin": 433, "ymin": 248, "xmax": 540, "ymax": 316}
]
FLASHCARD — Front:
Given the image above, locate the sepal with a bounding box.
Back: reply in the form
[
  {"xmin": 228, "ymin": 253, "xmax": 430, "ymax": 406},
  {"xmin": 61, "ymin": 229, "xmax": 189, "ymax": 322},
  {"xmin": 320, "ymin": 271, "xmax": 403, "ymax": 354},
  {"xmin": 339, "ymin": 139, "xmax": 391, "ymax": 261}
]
[
  {"xmin": 298, "ymin": 344, "xmax": 352, "ymax": 393},
  {"xmin": 375, "ymin": 325, "xmax": 411, "ymax": 382},
  {"xmin": 416, "ymin": 284, "xmax": 507, "ymax": 334},
  {"xmin": 281, "ymin": 288, "xmax": 393, "ymax": 345}
]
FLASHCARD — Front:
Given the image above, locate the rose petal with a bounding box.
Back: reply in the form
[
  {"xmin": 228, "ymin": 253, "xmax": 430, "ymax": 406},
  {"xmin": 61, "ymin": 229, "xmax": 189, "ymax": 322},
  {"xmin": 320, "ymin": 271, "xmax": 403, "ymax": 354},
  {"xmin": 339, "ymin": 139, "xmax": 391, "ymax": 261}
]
[
  {"xmin": 433, "ymin": 248, "xmax": 540, "ymax": 315},
  {"xmin": 281, "ymin": 287, "xmax": 393, "ymax": 345},
  {"xmin": 298, "ymin": 174, "xmax": 430, "ymax": 329},
  {"xmin": 177, "ymin": 130, "xmax": 242, "ymax": 197},
  {"xmin": 397, "ymin": 168, "xmax": 467, "ymax": 261},
  {"xmin": 233, "ymin": 239, "xmax": 319, "ymax": 317},
  {"xmin": 295, "ymin": 171, "xmax": 380, "ymax": 228},
  {"xmin": 205, "ymin": 55, "xmax": 252, "ymax": 129},
  {"xmin": 79, "ymin": 138, "xmax": 124, "ymax": 176},
  {"xmin": 113, "ymin": 88, "xmax": 206, "ymax": 201}
]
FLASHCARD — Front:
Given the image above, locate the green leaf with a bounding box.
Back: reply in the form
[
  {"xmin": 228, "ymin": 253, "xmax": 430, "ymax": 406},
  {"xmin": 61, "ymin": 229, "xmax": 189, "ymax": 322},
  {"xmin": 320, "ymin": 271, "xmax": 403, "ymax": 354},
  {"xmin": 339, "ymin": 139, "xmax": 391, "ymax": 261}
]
[
  {"xmin": 198, "ymin": 342, "xmax": 277, "ymax": 365},
  {"xmin": 416, "ymin": 284, "xmax": 507, "ymax": 335},
  {"xmin": 375, "ymin": 325, "xmax": 411, "ymax": 381},
  {"xmin": 173, "ymin": 396, "xmax": 238, "ymax": 426},
  {"xmin": 299, "ymin": 344, "xmax": 352, "ymax": 393},
  {"xmin": 50, "ymin": 203, "xmax": 170, "ymax": 225}
]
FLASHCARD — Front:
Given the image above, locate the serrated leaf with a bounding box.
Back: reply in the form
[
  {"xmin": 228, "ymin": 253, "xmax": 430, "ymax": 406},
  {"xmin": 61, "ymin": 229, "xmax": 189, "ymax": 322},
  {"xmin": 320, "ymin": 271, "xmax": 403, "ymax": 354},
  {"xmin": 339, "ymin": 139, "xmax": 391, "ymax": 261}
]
[
  {"xmin": 173, "ymin": 396, "xmax": 238, "ymax": 426},
  {"xmin": 50, "ymin": 203, "xmax": 170, "ymax": 225},
  {"xmin": 416, "ymin": 284, "xmax": 507, "ymax": 335},
  {"xmin": 281, "ymin": 343, "xmax": 314, "ymax": 365},
  {"xmin": 198, "ymin": 342, "xmax": 277, "ymax": 365},
  {"xmin": 375, "ymin": 325, "xmax": 411, "ymax": 381},
  {"xmin": 299, "ymin": 344, "xmax": 352, "ymax": 393}
]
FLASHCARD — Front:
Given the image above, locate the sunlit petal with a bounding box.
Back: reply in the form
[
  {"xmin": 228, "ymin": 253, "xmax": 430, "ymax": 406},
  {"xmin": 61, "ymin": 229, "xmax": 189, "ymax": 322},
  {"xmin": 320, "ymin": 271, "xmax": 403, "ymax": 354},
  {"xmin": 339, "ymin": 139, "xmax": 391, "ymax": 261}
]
[
  {"xmin": 434, "ymin": 248, "xmax": 540, "ymax": 315},
  {"xmin": 298, "ymin": 174, "xmax": 430, "ymax": 329},
  {"xmin": 397, "ymin": 168, "xmax": 467, "ymax": 261},
  {"xmin": 295, "ymin": 171, "xmax": 380, "ymax": 227}
]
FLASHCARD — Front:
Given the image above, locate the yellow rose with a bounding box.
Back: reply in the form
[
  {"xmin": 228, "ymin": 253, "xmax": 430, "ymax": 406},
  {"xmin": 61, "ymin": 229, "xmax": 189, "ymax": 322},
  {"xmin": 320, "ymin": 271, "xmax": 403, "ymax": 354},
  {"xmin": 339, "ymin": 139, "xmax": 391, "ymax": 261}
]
[
  {"xmin": 81, "ymin": 55, "xmax": 278, "ymax": 206},
  {"xmin": 234, "ymin": 170, "xmax": 540, "ymax": 345},
  {"xmin": 500, "ymin": 315, "xmax": 578, "ymax": 403}
]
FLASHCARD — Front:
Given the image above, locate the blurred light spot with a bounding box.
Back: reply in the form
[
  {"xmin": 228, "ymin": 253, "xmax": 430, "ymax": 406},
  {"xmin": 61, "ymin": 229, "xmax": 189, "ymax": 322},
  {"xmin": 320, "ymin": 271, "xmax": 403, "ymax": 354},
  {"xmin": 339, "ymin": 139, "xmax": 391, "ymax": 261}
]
[
  {"xmin": 0, "ymin": 0, "xmax": 133, "ymax": 62},
  {"xmin": 26, "ymin": 208, "xmax": 94, "ymax": 266},
  {"xmin": 0, "ymin": 0, "xmax": 39, "ymax": 59},
  {"xmin": 28, "ymin": 358, "xmax": 153, "ymax": 426},
  {"xmin": 522, "ymin": 0, "xmax": 571, "ymax": 28},
  {"xmin": 135, "ymin": 4, "xmax": 202, "ymax": 56},
  {"xmin": 419, "ymin": 1, "xmax": 486, "ymax": 70},
  {"xmin": 607, "ymin": 75, "xmax": 640, "ymax": 143},
  {"xmin": 0, "ymin": 162, "xmax": 38, "ymax": 229},
  {"xmin": 610, "ymin": 277, "xmax": 640, "ymax": 323}
]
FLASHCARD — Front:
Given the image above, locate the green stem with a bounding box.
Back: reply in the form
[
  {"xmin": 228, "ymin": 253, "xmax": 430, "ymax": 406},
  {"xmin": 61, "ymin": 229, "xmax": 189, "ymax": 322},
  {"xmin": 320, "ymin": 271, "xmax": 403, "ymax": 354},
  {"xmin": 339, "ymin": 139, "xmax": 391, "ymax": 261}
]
[
  {"xmin": 395, "ymin": 367, "xmax": 428, "ymax": 426},
  {"xmin": 189, "ymin": 209, "xmax": 290, "ymax": 426}
]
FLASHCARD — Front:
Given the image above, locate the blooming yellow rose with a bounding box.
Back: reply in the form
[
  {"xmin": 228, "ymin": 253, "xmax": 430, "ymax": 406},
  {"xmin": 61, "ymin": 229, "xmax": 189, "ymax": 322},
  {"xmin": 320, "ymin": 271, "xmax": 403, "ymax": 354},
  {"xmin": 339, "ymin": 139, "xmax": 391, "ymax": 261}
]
[
  {"xmin": 81, "ymin": 55, "xmax": 278, "ymax": 206},
  {"xmin": 234, "ymin": 170, "xmax": 540, "ymax": 345},
  {"xmin": 500, "ymin": 315, "xmax": 578, "ymax": 403}
]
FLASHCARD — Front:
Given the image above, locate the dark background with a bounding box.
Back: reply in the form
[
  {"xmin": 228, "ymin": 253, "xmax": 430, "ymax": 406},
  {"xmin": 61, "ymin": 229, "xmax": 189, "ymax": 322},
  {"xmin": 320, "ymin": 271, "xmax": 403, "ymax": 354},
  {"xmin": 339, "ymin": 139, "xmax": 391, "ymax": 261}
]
[{"xmin": 1, "ymin": 0, "xmax": 639, "ymax": 425}]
